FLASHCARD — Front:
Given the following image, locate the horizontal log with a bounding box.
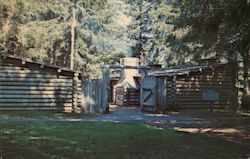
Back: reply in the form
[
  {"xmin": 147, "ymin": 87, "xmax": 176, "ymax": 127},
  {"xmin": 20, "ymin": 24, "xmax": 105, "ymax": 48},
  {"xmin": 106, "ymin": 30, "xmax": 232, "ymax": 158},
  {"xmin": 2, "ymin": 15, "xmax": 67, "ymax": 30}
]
[
  {"xmin": 175, "ymin": 92, "xmax": 232, "ymax": 96},
  {"xmin": 0, "ymin": 78, "xmax": 73, "ymax": 83},
  {"xmin": 200, "ymin": 75, "xmax": 234, "ymax": 79},
  {"xmin": 175, "ymin": 102, "xmax": 230, "ymax": 105},
  {"xmin": 74, "ymin": 94, "xmax": 83, "ymax": 98},
  {"xmin": 175, "ymin": 99, "xmax": 231, "ymax": 102},
  {"xmin": 0, "ymin": 64, "xmax": 76, "ymax": 75},
  {"xmin": 175, "ymin": 84, "xmax": 233, "ymax": 88},
  {"xmin": 176, "ymin": 79, "xmax": 233, "ymax": 82},
  {"xmin": 176, "ymin": 87, "xmax": 234, "ymax": 90},
  {"xmin": 0, "ymin": 69, "xmax": 40, "ymax": 74},
  {"xmin": 175, "ymin": 80, "xmax": 233, "ymax": 84},
  {"xmin": 73, "ymin": 83, "xmax": 82, "ymax": 87},
  {"xmin": 0, "ymin": 107, "xmax": 59, "ymax": 111},
  {"xmin": 0, "ymin": 74, "xmax": 73, "ymax": 79},
  {"xmin": 201, "ymin": 69, "xmax": 233, "ymax": 72},
  {"xmin": 63, "ymin": 107, "xmax": 73, "ymax": 112},
  {"xmin": 175, "ymin": 82, "xmax": 233, "ymax": 85},
  {"xmin": 0, "ymin": 103, "xmax": 72, "ymax": 107},
  {"xmin": 177, "ymin": 80, "xmax": 233, "ymax": 84},
  {"xmin": 0, "ymin": 94, "xmax": 73, "ymax": 99},
  {"xmin": 176, "ymin": 92, "xmax": 233, "ymax": 95},
  {"xmin": 0, "ymin": 66, "xmax": 27, "ymax": 70},
  {"xmin": 175, "ymin": 89, "xmax": 233, "ymax": 92},
  {"xmin": 0, "ymin": 86, "xmax": 73, "ymax": 91},
  {"xmin": 177, "ymin": 106, "xmax": 228, "ymax": 109},
  {"xmin": 176, "ymin": 85, "xmax": 233, "ymax": 89},
  {"xmin": 175, "ymin": 90, "xmax": 233, "ymax": 93},
  {"xmin": 116, "ymin": 90, "xmax": 125, "ymax": 92},
  {"xmin": 200, "ymin": 73, "xmax": 233, "ymax": 77},
  {"xmin": 1, "ymin": 99, "xmax": 73, "ymax": 103},
  {"xmin": 0, "ymin": 71, "xmax": 72, "ymax": 78},
  {"xmin": 176, "ymin": 103, "xmax": 230, "ymax": 106},
  {"xmin": 175, "ymin": 95, "xmax": 233, "ymax": 99},
  {"xmin": 175, "ymin": 94, "xmax": 233, "ymax": 97},
  {"xmin": 74, "ymin": 88, "xmax": 82, "ymax": 92},
  {"xmin": 175, "ymin": 95, "xmax": 232, "ymax": 99},
  {"xmin": 0, "ymin": 90, "xmax": 73, "ymax": 95},
  {"xmin": 0, "ymin": 82, "xmax": 73, "ymax": 87},
  {"xmin": 0, "ymin": 70, "xmax": 73, "ymax": 77},
  {"xmin": 175, "ymin": 103, "xmax": 231, "ymax": 107},
  {"xmin": 176, "ymin": 82, "xmax": 233, "ymax": 88}
]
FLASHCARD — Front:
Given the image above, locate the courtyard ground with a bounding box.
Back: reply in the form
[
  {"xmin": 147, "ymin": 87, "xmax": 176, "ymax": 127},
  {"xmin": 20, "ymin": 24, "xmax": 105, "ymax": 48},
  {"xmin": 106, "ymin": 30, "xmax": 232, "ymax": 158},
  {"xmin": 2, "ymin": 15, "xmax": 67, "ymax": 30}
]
[{"xmin": 1, "ymin": 106, "xmax": 250, "ymax": 159}]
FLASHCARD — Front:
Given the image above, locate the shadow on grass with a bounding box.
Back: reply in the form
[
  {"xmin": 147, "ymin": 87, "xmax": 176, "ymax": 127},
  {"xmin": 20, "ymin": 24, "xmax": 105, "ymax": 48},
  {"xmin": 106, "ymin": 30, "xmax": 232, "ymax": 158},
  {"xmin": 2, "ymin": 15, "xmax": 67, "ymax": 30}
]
[
  {"xmin": 146, "ymin": 110, "xmax": 250, "ymax": 146},
  {"xmin": 1, "ymin": 121, "xmax": 250, "ymax": 159},
  {"xmin": 0, "ymin": 110, "xmax": 97, "ymax": 120}
]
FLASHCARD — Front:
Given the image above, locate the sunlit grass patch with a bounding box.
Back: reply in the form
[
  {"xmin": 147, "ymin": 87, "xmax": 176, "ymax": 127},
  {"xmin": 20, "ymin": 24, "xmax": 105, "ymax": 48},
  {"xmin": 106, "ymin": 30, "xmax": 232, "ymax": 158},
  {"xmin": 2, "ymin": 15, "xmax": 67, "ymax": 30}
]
[
  {"xmin": 1, "ymin": 121, "xmax": 249, "ymax": 159},
  {"xmin": 0, "ymin": 110, "xmax": 96, "ymax": 120}
]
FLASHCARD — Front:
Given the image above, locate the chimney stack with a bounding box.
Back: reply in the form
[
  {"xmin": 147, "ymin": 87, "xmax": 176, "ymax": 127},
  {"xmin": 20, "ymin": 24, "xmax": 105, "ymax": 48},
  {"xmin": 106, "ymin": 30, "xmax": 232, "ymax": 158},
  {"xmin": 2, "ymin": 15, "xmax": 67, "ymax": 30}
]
[{"xmin": 120, "ymin": 57, "xmax": 139, "ymax": 77}]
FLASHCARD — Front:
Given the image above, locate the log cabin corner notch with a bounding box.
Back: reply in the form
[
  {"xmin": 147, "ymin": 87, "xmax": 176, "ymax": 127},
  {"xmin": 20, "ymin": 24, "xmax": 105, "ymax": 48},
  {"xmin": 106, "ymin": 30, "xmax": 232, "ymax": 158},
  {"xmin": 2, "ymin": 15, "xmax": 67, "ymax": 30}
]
[{"xmin": 0, "ymin": 54, "xmax": 82, "ymax": 112}]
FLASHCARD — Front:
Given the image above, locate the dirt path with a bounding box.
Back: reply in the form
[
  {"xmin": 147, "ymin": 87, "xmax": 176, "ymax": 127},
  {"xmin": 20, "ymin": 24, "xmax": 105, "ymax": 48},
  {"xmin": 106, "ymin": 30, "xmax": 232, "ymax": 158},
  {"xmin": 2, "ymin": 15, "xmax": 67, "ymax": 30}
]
[
  {"xmin": 1, "ymin": 105, "xmax": 207, "ymax": 125},
  {"xmin": 86, "ymin": 106, "xmax": 198, "ymax": 122},
  {"xmin": 1, "ymin": 106, "xmax": 249, "ymax": 146},
  {"xmin": 0, "ymin": 106, "xmax": 233, "ymax": 131}
]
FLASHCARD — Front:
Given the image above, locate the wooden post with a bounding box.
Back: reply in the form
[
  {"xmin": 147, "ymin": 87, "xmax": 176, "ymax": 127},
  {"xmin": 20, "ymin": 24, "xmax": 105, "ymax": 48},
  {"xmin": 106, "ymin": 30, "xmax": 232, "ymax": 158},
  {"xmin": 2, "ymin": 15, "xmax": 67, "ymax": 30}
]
[
  {"xmin": 80, "ymin": 78, "xmax": 88, "ymax": 112},
  {"xmin": 101, "ymin": 66, "xmax": 110, "ymax": 113},
  {"xmin": 237, "ymin": 61, "xmax": 244, "ymax": 109},
  {"xmin": 140, "ymin": 75, "xmax": 144, "ymax": 110},
  {"xmin": 231, "ymin": 62, "xmax": 239, "ymax": 111},
  {"xmin": 172, "ymin": 76, "xmax": 177, "ymax": 107},
  {"xmin": 72, "ymin": 73, "xmax": 80, "ymax": 113}
]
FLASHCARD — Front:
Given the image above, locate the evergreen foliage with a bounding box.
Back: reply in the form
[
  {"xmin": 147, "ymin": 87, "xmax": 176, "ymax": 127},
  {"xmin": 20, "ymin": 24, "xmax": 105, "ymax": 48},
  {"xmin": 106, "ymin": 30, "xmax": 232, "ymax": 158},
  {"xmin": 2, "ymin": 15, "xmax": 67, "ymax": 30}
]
[
  {"xmin": 1, "ymin": 0, "xmax": 249, "ymax": 80},
  {"xmin": 126, "ymin": 0, "xmax": 183, "ymax": 66},
  {"xmin": 0, "ymin": 0, "xmax": 128, "ymax": 77},
  {"xmin": 174, "ymin": 0, "xmax": 250, "ymax": 96}
]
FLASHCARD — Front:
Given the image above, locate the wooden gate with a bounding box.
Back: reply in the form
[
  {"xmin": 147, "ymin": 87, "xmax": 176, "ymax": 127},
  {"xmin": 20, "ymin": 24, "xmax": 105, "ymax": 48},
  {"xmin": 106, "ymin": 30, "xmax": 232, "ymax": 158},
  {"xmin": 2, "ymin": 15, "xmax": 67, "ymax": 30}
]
[{"xmin": 140, "ymin": 76, "xmax": 156, "ymax": 112}]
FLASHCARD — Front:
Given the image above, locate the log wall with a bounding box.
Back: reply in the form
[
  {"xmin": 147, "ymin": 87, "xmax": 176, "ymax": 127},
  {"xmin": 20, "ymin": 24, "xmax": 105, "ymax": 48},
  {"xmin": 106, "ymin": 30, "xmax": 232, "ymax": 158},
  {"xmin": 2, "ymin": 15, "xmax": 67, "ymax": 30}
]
[
  {"xmin": 174, "ymin": 65, "xmax": 235, "ymax": 109},
  {"xmin": 115, "ymin": 87, "xmax": 125, "ymax": 106},
  {"xmin": 0, "ymin": 55, "xmax": 82, "ymax": 112},
  {"xmin": 153, "ymin": 63, "xmax": 236, "ymax": 111},
  {"xmin": 125, "ymin": 88, "xmax": 140, "ymax": 107}
]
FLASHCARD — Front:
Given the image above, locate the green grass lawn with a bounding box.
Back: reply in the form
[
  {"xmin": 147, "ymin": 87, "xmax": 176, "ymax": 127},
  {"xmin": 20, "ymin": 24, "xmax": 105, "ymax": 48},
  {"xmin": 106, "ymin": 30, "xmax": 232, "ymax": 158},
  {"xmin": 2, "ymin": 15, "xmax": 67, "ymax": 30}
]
[
  {"xmin": 1, "ymin": 120, "xmax": 250, "ymax": 159},
  {"xmin": 0, "ymin": 111, "xmax": 95, "ymax": 119}
]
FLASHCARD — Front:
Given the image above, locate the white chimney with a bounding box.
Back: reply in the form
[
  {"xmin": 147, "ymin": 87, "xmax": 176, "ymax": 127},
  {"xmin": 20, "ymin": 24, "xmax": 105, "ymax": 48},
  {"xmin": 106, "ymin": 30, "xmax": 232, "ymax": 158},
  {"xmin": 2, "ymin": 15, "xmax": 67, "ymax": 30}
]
[
  {"xmin": 120, "ymin": 57, "xmax": 139, "ymax": 77},
  {"xmin": 115, "ymin": 57, "xmax": 139, "ymax": 89}
]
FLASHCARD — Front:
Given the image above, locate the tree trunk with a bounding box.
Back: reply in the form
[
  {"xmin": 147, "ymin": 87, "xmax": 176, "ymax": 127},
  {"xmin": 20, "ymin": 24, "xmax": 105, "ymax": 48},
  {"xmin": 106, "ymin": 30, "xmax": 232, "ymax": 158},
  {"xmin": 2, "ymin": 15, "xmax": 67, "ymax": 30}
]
[
  {"xmin": 60, "ymin": 47, "xmax": 67, "ymax": 67},
  {"xmin": 70, "ymin": 1, "xmax": 76, "ymax": 70},
  {"xmin": 52, "ymin": 49, "xmax": 56, "ymax": 65},
  {"xmin": 139, "ymin": 0, "xmax": 143, "ymax": 65},
  {"xmin": 2, "ymin": 3, "xmax": 10, "ymax": 50}
]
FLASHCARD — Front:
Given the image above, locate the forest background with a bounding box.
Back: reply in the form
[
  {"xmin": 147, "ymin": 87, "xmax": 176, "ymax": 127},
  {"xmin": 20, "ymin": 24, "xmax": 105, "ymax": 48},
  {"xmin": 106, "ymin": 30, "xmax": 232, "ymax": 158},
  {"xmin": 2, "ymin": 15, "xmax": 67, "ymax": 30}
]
[{"xmin": 0, "ymin": 0, "xmax": 249, "ymax": 99}]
